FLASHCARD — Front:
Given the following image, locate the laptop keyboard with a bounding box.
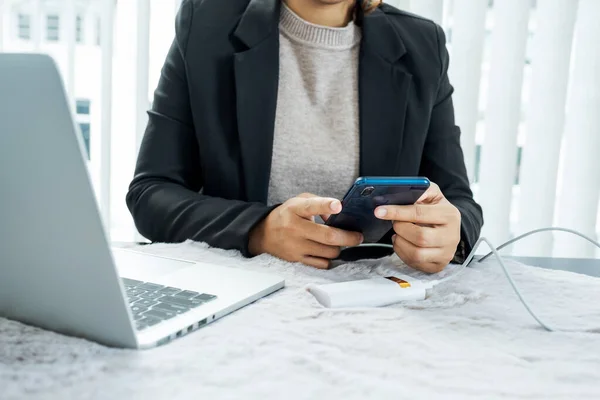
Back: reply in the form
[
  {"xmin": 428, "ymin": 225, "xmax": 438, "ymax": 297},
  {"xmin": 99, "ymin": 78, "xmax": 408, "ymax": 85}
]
[{"xmin": 122, "ymin": 278, "xmax": 217, "ymax": 331}]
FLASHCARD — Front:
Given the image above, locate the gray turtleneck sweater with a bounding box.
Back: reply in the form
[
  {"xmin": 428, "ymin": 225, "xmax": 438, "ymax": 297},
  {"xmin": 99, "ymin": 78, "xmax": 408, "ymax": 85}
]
[{"xmin": 267, "ymin": 3, "xmax": 362, "ymax": 207}]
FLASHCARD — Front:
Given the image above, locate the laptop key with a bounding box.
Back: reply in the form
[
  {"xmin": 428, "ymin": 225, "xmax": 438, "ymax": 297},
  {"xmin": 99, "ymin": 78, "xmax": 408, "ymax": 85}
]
[
  {"xmin": 127, "ymin": 288, "xmax": 148, "ymax": 297},
  {"xmin": 157, "ymin": 287, "xmax": 182, "ymax": 296},
  {"xmin": 159, "ymin": 295, "xmax": 204, "ymax": 308},
  {"xmin": 139, "ymin": 316, "xmax": 161, "ymax": 327},
  {"xmin": 193, "ymin": 293, "xmax": 217, "ymax": 302},
  {"xmin": 137, "ymin": 282, "xmax": 165, "ymax": 292},
  {"xmin": 128, "ymin": 296, "xmax": 141, "ymax": 304},
  {"xmin": 134, "ymin": 298, "xmax": 158, "ymax": 307},
  {"xmin": 134, "ymin": 313, "xmax": 146, "ymax": 321},
  {"xmin": 136, "ymin": 322, "xmax": 149, "ymax": 331},
  {"xmin": 140, "ymin": 291, "xmax": 163, "ymax": 300},
  {"xmin": 173, "ymin": 290, "xmax": 200, "ymax": 299},
  {"xmin": 130, "ymin": 304, "xmax": 149, "ymax": 314},
  {"xmin": 122, "ymin": 278, "xmax": 143, "ymax": 287},
  {"xmin": 154, "ymin": 302, "xmax": 190, "ymax": 314},
  {"xmin": 143, "ymin": 308, "xmax": 176, "ymax": 320}
]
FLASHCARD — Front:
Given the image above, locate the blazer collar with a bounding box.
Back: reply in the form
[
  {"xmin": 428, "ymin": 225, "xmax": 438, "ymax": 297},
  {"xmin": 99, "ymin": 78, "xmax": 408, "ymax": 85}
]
[
  {"xmin": 233, "ymin": 0, "xmax": 281, "ymax": 49},
  {"xmin": 361, "ymin": 6, "xmax": 406, "ymax": 63}
]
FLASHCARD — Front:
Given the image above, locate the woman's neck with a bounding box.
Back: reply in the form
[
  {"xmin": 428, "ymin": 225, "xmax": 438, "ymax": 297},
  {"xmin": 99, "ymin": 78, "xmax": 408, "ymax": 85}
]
[{"xmin": 283, "ymin": 0, "xmax": 354, "ymax": 27}]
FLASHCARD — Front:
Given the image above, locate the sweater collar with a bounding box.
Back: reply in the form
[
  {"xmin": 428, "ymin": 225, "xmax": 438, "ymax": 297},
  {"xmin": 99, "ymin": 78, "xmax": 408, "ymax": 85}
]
[{"xmin": 279, "ymin": 2, "xmax": 361, "ymax": 49}]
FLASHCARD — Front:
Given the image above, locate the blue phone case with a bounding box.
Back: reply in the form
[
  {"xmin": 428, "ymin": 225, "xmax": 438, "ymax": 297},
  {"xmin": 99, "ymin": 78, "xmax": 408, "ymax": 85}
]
[{"xmin": 325, "ymin": 177, "xmax": 430, "ymax": 243}]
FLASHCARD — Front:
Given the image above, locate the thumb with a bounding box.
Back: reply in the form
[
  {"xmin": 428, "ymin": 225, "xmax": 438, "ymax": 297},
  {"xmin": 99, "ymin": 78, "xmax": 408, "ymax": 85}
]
[
  {"xmin": 417, "ymin": 182, "xmax": 443, "ymax": 204},
  {"xmin": 293, "ymin": 197, "xmax": 342, "ymax": 219}
]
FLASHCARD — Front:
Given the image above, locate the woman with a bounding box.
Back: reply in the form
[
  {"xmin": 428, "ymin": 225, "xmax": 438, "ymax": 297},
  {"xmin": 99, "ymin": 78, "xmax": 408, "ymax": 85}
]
[{"xmin": 126, "ymin": 0, "xmax": 483, "ymax": 272}]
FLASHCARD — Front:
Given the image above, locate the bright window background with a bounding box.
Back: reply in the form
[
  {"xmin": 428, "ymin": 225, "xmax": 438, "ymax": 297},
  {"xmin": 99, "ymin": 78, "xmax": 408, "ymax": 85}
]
[{"xmin": 1, "ymin": 0, "xmax": 598, "ymax": 258}]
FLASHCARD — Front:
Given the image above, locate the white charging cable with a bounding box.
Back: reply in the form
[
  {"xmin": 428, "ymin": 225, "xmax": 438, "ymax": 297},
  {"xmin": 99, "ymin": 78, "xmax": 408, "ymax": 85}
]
[{"xmin": 432, "ymin": 228, "xmax": 600, "ymax": 333}]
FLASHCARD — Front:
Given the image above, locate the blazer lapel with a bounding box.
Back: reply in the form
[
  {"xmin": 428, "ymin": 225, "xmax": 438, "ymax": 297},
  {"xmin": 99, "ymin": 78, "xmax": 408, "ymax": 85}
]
[
  {"xmin": 233, "ymin": 0, "xmax": 281, "ymax": 203},
  {"xmin": 359, "ymin": 8, "xmax": 412, "ymax": 176}
]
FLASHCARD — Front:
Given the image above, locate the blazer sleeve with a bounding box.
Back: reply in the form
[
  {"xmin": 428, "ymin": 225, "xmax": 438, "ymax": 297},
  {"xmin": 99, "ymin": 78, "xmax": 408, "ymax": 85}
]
[
  {"xmin": 418, "ymin": 24, "xmax": 484, "ymax": 261},
  {"xmin": 125, "ymin": 0, "xmax": 275, "ymax": 256}
]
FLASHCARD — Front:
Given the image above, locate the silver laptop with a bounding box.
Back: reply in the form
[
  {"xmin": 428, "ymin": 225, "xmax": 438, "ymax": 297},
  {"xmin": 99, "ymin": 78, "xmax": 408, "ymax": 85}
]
[{"xmin": 0, "ymin": 54, "xmax": 284, "ymax": 349}]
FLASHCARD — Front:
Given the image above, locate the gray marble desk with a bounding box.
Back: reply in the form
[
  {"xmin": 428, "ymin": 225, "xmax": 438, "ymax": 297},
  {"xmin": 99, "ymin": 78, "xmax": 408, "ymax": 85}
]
[
  {"xmin": 3, "ymin": 242, "xmax": 600, "ymax": 399},
  {"xmin": 503, "ymin": 256, "xmax": 600, "ymax": 277}
]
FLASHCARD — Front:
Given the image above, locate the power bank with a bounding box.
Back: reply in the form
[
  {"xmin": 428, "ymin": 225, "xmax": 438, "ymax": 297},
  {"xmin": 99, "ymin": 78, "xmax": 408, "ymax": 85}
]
[{"xmin": 307, "ymin": 276, "xmax": 430, "ymax": 308}]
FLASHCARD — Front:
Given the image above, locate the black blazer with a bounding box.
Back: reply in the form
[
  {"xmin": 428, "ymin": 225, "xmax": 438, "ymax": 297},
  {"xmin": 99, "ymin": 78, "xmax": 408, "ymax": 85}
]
[{"xmin": 126, "ymin": 0, "xmax": 483, "ymax": 259}]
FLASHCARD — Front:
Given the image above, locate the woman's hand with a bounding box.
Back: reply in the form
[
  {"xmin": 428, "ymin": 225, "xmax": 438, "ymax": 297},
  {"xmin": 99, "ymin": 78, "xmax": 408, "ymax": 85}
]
[
  {"xmin": 374, "ymin": 182, "xmax": 461, "ymax": 273},
  {"xmin": 249, "ymin": 194, "xmax": 364, "ymax": 269}
]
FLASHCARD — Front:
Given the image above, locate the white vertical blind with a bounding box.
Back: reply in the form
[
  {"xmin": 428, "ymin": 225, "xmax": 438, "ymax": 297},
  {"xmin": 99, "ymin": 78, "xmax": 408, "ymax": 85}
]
[
  {"xmin": 99, "ymin": 0, "xmax": 116, "ymax": 232},
  {"xmin": 448, "ymin": 0, "xmax": 487, "ymax": 182},
  {"xmin": 478, "ymin": 0, "xmax": 530, "ymax": 244},
  {"xmin": 0, "ymin": 0, "xmax": 5, "ymax": 51},
  {"xmin": 134, "ymin": 0, "xmax": 152, "ymax": 243},
  {"xmin": 65, "ymin": 0, "xmax": 77, "ymax": 108},
  {"xmin": 32, "ymin": 0, "xmax": 42, "ymax": 50},
  {"xmin": 515, "ymin": 0, "xmax": 579, "ymax": 256},
  {"xmin": 554, "ymin": 0, "xmax": 600, "ymax": 258},
  {"xmin": 408, "ymin": 0, "xmax": 445, "ymax": 25},
  {"xmin": 135, "ymin": 0, "xmax": 150, "ymax": 153}
]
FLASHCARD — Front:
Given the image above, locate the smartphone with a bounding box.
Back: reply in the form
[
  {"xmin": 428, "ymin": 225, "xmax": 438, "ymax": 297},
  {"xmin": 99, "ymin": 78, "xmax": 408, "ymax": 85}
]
[{"xmin": 325, "ymin": 176, "xmax": 430, "ymax": 243}]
